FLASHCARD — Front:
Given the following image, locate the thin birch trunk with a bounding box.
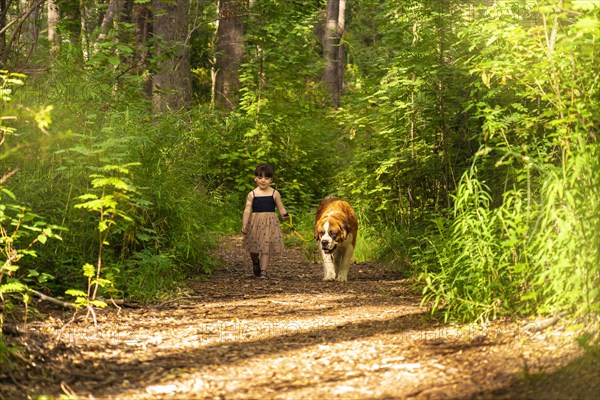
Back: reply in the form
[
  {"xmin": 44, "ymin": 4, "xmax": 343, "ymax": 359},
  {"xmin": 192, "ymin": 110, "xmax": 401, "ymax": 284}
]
[{"xmin": 48, "ymin": 0, "xmax": 60, "ymax": 51}]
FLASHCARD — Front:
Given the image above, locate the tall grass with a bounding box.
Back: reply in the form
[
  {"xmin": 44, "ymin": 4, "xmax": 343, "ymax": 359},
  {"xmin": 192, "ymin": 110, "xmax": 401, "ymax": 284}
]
[
  {"xmin": 530, "ymin": 144, "xmax": 600, "ymax": 315},
  {"xmin": 418, "ymin": 144, "xmax": 600, "ymax": 322},
  {"xmin": 414, "ymin": 1, "xmax": 599, "ymax": 322}
]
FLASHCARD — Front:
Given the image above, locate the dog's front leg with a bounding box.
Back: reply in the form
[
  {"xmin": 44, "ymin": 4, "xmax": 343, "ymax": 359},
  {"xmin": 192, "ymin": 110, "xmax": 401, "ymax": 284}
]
[
  {"xmin": 333, "ymin": 251, "xmax": 343, "ymax": 280},
  {"xmin": 322, "ymin": 252, "xmax": 336, "ymax": 281},
  {"xmin": 335, "ymin": 245, "xmax": 354, "ymax": 282}
]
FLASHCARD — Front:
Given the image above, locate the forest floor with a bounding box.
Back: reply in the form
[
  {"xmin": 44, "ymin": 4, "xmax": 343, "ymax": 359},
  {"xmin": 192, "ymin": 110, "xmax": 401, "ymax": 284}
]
[{"xmin": 1, "ymin": 236, "xmax": 599, "ymax": 400}]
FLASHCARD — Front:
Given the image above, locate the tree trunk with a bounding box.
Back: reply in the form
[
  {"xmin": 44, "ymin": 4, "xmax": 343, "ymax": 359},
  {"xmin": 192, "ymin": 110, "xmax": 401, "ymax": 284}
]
[
  {"xmin": 152, "ymin": 0, "xmax": 192, "ymax": 113},
  {"xmin": 437, "ymin": 0, "xmax": 450, "ymax": 208},
  {"xmin": 97, "ymin": 0, "xmax": 123, "ymax": 43},
  {"xmin": 323, "ymin": 0, "xmax": 345, "ymax": 108},
  {"xmin": 213, "ymin": 0, "xmax": 245, "ymax": 110},
  {"xmin": 131, "ymin": 1, "xmax": 152, "ymax": 96},
  {"xmin": 48, "ymin": 0, "xmax": 60, "ymax": 51},
  {"xmin": 336, "ymin": 0, "xmax": 346, "ymax": 106},
  {"xmin": 0, "ymin": 0, "xmax": 7, "ymax": 63},
  {"xmin": 80, "ymin": 0, "xmax": 90, "ymax": 60},
  {"xmin": 20, "ymin": 0, "xmax": 36, "ymax": 45},
  {"xmin": 23, "ymin": 0, "xmax": 42, "ymax": 66}
]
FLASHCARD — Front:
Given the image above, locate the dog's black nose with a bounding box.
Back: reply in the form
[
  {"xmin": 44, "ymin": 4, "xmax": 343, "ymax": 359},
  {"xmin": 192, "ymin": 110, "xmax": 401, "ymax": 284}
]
[{"xmin": 321, "ymin": 240, "xmax": 329, "ymax": 247}]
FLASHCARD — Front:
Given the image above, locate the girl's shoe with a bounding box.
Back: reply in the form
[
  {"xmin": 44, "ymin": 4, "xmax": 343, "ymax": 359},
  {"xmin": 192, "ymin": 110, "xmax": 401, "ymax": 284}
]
[
  {"xmin": 252, "ymin": 260, "xmax": 261, "ymax": 277},
  {"xmin": 259, "ymin": 270, "xmax": 268, "ymax": 279}
]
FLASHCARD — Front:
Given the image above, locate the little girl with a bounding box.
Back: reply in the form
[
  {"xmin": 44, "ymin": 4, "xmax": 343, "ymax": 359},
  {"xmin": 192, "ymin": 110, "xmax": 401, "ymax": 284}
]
[{"xmin": 242, "ymin": 164, "xmax": 288, "ymax": 278}]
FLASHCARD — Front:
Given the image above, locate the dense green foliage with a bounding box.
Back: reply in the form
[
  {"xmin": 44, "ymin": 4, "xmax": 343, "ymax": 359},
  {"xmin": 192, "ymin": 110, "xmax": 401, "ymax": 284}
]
[
  {"xmin": 414, "ymin": 1, "xmax": 600, "ymax": 321},
  {"xmin": 0, "ymin": 0, "xmax": 598, "ymax": 336},
  {"xmin": 323, "ymin": 0, "xmax": 598, "ymax": 322}
]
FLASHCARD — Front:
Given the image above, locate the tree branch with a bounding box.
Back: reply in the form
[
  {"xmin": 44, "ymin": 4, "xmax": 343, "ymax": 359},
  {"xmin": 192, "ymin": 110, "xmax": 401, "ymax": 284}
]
[
  {"xmin": 0, "ymin": 0, "xmax": 46, "ymax": 36},
  {"xmin": 29, "ymin": 289, "xmax": 126, "ymax": 308},
  {"xmin": 29, "ymin": 289, "xmax": 76, "ymax": 308}
]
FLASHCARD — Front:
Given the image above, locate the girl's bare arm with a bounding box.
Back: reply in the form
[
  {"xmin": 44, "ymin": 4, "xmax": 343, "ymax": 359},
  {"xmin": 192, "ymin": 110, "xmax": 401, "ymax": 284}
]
[
  {"xmin": 274, "ymin": 190, "xmax": 288, "ymax": 220},
  {"xmin": 242, "ymin": 192, "xmax": 253, "ymax": 234}
]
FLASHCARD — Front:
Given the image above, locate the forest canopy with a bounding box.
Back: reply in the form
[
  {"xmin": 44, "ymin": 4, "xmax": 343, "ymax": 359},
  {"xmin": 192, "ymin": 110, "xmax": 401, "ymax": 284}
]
[{"xmin": 0, "ymin": 0, "xmax": 598, "ymax": 330}]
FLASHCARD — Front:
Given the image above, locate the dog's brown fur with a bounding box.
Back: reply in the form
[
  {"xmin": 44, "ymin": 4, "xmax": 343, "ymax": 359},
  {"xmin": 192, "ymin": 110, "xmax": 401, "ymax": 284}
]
[{"xmin": 314, "ymin": 198, "xmax": 358, "ymax": 281}]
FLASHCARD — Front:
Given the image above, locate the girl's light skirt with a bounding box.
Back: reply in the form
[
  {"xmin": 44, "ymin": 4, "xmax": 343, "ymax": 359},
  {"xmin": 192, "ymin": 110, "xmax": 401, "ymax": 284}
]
[{"xmin": 243, "ymin": 212, "xmax": 285, "ymax": 255}]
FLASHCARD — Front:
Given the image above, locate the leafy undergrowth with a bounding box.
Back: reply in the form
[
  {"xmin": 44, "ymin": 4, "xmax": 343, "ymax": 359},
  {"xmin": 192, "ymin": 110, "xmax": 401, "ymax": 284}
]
[{"xmin": 1, "ymin": 237, "xmax": 598, "ymax": 399}]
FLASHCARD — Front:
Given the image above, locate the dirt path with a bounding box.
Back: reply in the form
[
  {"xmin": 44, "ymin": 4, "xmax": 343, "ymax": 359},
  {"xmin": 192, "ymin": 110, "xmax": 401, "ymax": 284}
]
[{"xmin": 1, "ymin": 236, "xmax": 598, "ymax": 399}]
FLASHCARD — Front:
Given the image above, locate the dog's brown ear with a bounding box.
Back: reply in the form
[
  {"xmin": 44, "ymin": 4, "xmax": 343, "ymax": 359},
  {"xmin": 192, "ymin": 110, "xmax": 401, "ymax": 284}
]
[
  {"xmin": 340, "ymin": 223, "xmax": 350, "ymax": 240},
  {"xmin": 314, "ymin": 224, "xmax": 321, "ymax": 241}
]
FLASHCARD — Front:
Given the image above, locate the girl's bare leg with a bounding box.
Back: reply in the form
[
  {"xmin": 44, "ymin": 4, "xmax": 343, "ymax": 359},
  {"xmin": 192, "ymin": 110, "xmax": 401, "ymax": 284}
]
[{"xmin": 259, "ymin": 253, "xmax": 270, "ymax": 275}]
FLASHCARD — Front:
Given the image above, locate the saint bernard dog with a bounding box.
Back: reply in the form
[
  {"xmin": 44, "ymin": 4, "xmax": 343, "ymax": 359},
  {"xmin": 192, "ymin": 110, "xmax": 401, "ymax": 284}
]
[{"xmin": 314, "ymin": 198, "xmax": 358, "ymax": 282}]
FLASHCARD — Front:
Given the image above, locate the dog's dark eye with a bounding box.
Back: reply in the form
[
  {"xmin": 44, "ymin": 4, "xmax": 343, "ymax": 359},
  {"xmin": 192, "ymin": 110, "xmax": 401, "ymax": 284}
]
[
  {"xmin": 319, "ymin": 230, "xmax": 325, "ymax": 237},
  {"xmin": 329, "ymin": 231, "xmax": 337, "ymax": 239}
]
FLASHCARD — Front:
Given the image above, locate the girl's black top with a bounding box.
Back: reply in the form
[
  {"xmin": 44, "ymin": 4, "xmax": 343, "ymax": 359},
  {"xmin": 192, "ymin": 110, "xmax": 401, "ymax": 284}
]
[{"xmin": 252, "ymin": 189, "xmax": 277, "ymax": 213}]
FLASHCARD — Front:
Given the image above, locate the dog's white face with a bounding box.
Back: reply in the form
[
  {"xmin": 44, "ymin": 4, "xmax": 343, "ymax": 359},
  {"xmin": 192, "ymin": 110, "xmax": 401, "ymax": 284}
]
[{"xmin": 316, "ymin": 219, "xmax": 347, "ymax": 255}]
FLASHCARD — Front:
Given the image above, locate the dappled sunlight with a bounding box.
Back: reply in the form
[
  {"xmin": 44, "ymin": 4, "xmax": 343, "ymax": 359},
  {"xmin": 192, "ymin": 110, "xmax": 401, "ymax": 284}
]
[
  {"xmin": 59, "ymin": 308, "xmax": 584, "ymax": 399},
  {"xmin": 7, "ymin": 240, "xmax": 591, "ymax": 399}
]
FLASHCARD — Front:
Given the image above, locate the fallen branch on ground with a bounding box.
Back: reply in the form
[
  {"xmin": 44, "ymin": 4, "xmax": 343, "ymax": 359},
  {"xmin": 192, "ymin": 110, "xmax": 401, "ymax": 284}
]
[
  {"xmin": 29, "ymin": 289, "xmax": 125, "ymax": 308},
  {"xmin": 30, "ymin": 289, "xmax": 75, "ymax": 308},
  {"xmin": 524, "ymin": 311, "xmax": 569, "ymax": 332}
]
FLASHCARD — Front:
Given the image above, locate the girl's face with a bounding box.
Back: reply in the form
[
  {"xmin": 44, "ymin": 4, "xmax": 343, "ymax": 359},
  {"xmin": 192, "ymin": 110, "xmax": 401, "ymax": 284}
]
[{"xmin": 255, "ymin": 175, "xmax": 272, "ymax": 189}]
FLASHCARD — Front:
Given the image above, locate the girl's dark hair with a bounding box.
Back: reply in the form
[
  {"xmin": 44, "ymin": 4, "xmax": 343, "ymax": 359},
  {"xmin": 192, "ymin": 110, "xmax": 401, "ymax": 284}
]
[{"xmin": 254, "ymin": 164, "xmax": 274, "ymax": 178}]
